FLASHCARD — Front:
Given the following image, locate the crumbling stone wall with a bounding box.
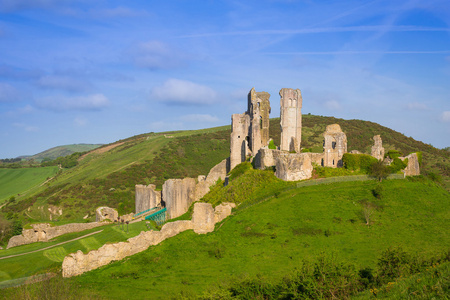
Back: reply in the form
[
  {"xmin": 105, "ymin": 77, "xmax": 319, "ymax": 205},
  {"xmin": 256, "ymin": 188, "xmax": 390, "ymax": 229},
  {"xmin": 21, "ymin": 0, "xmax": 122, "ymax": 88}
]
[
  {"xmin": 275, "ymin": 152, "xmax": 313, "ymax": 181},
  {"xmin": 135, "ymin": 184, "xmax": 161, "ymax": 214},
  {"xmin": 371, "ymin": 135, "xmax": 385, "ymax": 160},
  {"xmin": 401, "ymin": 153, "xmax": 420, "ymax": 176},
  {"xmin": 323, "ymin": 124, "xmax": 347, "ymax": 168},
  {"xmin": 280, "ymin": 88, "xmax": 302, "ymax": 153},
  {"xmin": 163, "ymin": 178, "xmax": 196, "ymax": 219},
  {"xmin": 62, "ymin": 202, "xmax": 235, "ymax": 277},
  {"xmin": 230, "ymin": 113, "xmax": 251, "ymax": 170},
  {"xmin": 96, "ymin": 206, "xmax": 118, "ymax": 222},
  {"xmin": 230, "ymin": 88, "xmax": 271, "ymax": 171},
  {"xmin": 195, "ymin": 159, "xmax": 228, "ymax": 201},
  {"xmin": 7, "ymin": 222, "xmax": 107, "ymax": 249},
  {"xmin": 248, "ymin": 88, "xmax": 271, "ymax": 155}
]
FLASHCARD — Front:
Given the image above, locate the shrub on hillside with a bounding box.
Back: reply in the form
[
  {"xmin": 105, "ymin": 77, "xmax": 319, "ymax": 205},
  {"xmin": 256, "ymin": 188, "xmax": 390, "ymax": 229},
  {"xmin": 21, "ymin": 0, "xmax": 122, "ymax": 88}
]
[
  {"xmin": 342, "ymin": 153, "xmax": 378, "ymax": 172},
  {"xmin": 388, "ymin": 157, "xmax": 407, "ymax": 173}
]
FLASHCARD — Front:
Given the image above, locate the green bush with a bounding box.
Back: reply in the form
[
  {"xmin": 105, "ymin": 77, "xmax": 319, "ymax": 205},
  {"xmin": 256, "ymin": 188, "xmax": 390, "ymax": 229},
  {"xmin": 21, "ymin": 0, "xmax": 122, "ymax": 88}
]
[
  {"xmin": 268, "ymin": 140, "xmax": 277, "ymax": 150},
  {"xmin": 386, "ymin": 150, "xmax": 402, "ymax": 159},
  {"xmin": 388, "ymin": 157, "xmax": 407, "ymax": 173},
  {"xmin": 342, "ymin": 153, "xmax": 378, "ymax": 172}
]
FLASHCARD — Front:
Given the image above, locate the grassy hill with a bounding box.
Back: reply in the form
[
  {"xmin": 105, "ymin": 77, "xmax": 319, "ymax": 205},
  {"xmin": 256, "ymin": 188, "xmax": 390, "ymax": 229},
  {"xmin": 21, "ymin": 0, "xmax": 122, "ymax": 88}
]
[
  {"xmin": 1, "ymin": 168, "xmax": 447, "ymax": 299},
  {"xmin": 1, "ymin": 115, "xmax": 448, "ymax": 227},
  {"xmin": 0, "ymin": 114, "xmax": 449, "ymax": 298},
  {"xmin": 0, "ymin": 167, "xmax": 59, "ymax": 205}
]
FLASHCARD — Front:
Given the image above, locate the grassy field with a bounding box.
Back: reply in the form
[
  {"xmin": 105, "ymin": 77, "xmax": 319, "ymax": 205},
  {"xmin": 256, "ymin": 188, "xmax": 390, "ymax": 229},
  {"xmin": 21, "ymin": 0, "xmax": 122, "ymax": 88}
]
[
  {"xmin": 0, "ymin": 221, "xmax": 150, "ymax": 287},
  {"xmin": 0, "ymin": 166, "xmax": 59, "ymax": 205},
  {"xmin": 59, "ymin": 174, "xmax": 449, "ymax": 299}
]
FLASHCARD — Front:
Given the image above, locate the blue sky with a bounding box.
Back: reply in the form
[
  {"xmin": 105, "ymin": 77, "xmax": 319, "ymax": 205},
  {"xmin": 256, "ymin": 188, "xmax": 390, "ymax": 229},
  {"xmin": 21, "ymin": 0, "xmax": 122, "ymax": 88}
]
[{"xmin": 1, "ymin": 0, "xmax": 449, "ymax": 158}]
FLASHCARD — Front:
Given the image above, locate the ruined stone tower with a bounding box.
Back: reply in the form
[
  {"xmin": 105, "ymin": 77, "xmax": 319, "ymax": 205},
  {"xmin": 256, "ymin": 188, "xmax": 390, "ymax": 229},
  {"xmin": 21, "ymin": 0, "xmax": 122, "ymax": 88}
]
[
  {"xmin": 230, "ymin": 88, "xmax": 271, "ymax": 170},
  {"xmin": 371, "ymin": 135, "xmax": 385, "ymax": 160},
  {"xmin": 248, "ymin": 88, "xmax": 271, "ymax": 155},
  {"xmin": 323, "ymin": 124, "xmax": 347, "ymax": 167},
  {"xmin": 280, "ymin": 88, "xmax": 302, "ymax": 153}
]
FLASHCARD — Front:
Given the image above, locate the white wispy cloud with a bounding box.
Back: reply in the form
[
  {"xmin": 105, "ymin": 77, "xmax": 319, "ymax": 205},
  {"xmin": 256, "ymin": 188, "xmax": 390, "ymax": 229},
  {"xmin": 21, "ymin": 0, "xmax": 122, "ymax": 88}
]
[
  {"xmin": 265, "ymin": 51, "xmax": 450, "ymax": 55},
  {"xmin": 128, "ymin": 40, "xmax": 187, "ymax": 70},
  {"xmin": 150, "ymin": 79, "xmax": 217, "ymax": 105},
  {"xmin": 35, "ymin": 93, "xmax": 110, "ymax": 111},
  {"xmin": 179, "ymin": 25, "xmax": 450, "ymax": 38},
  {"xmin": 440, "ymin": 111, "xmax": 450, "ymax": 122},
  {"xmin": 37, "ymin": 75, "xmax": 93, "ymax": 92},
  {"xmin": 89, "ymin": 6, "xmax": 149, "ymax": 18}
]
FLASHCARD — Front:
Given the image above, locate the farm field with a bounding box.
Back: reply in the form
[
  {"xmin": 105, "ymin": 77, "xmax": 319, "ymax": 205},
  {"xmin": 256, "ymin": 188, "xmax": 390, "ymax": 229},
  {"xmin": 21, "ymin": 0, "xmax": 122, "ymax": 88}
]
[{"xmin": 0, "ymin": 167, "xmax": 59, "ymax": 205}]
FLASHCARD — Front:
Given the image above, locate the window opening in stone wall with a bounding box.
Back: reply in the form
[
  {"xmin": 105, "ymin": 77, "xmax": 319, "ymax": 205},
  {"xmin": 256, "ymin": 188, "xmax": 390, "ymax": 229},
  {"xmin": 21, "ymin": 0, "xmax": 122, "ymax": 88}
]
[
  {"xmin": 333, "ymin": 159, "xmax": 335, "ymax": 166},
  {"xmin": 332, "ymin": 141, "xmax": 336, "ymax": 149},
  {"xmin": 260, "ymin": 116, "xmax": 263, "ymax": 129}
]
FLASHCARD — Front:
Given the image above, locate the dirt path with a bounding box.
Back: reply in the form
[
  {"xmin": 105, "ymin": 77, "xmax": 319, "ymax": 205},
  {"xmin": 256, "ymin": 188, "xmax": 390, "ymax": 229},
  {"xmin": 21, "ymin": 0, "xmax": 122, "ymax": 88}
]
[{"xmin": 0, "ymin": 229, "xmax": 103, "ymax": 260}]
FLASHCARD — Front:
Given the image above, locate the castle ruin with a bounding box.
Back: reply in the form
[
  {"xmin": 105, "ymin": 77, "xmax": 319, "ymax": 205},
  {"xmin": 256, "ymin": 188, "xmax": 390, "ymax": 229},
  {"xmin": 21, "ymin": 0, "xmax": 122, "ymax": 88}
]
[
  {"xmin": 323, "ymin": 124, "xmax": 347, "ymax": 167},
  {"xmin": 371, "ymin": 135, "xmax": 385, "ymax": 160},
  {"xmin": 280, "ymin": 88, "xmax": 302, "ymax": 153},
  {"xmin": 230, "ymin": 88, "xmax": 271, "ymax": 170}
]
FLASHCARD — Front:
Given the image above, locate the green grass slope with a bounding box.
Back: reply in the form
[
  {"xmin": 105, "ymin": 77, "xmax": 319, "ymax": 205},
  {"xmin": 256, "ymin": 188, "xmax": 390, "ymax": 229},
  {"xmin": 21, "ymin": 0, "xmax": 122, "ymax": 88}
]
[
  {"xmin": 0, "ymin": 167, "xmax": 58, "ymax": 205},
  {"xmin": 60, "ymin": 172, "xmax": 449, "ymax": 299}
]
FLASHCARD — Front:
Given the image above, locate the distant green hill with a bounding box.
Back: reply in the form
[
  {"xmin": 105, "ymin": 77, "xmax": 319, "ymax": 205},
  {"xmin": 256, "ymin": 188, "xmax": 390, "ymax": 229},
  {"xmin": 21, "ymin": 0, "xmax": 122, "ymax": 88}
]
[{"xmin": 27, "ymin": 144, "xmax": 103, "ymax": 161}]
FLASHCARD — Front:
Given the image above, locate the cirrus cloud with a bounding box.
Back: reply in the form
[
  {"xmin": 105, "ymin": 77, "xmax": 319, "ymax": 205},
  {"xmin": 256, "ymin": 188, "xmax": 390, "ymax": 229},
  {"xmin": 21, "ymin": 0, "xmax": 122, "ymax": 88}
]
[
  {"xmin": 150, "ymin": 79, "xmax": 217, "ymax": 105},
  {"xmin": 35, "ymin": 93, "xmax": 109, "ymax": 112},
  {"xmin": 128, "ymin": 40, "xmax": 187, "ymax": 70},
  {"xmin": 37, "ymin": 75, "xmax": 93, "ymax": 92}
]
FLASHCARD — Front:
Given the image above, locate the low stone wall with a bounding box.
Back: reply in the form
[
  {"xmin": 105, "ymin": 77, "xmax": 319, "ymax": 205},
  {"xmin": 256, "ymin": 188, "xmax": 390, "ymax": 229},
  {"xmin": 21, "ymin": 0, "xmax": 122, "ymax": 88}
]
[
  {"xmin": 7, "ymin": 222, "xmax": 108, "ymax": 249},
  {"xmin": 62, "ymin": 202, "xmax": 235, "ymax": 277}
]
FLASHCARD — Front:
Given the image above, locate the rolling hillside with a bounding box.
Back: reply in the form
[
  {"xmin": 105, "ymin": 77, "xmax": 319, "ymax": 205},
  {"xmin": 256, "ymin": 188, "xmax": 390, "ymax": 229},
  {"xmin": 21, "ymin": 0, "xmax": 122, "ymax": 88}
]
[
  {"xmin": 1, "ymin": 115, "xmax": 448, "ymax": 226},
  {"xmin": 0, "ymin": 115, "xmax": 448, "ymax": 299}
]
